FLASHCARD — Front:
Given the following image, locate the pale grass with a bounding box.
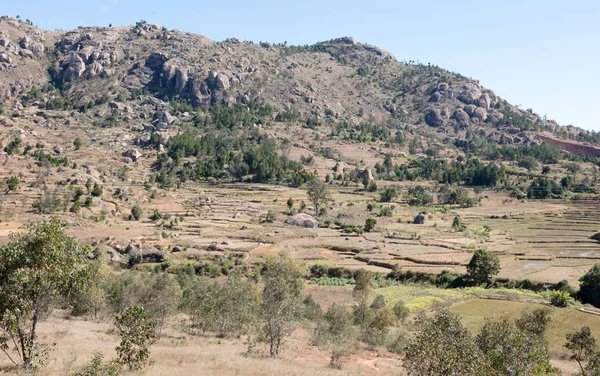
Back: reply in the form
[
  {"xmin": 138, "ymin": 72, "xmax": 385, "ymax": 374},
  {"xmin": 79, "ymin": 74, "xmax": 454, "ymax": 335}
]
[{"xmin": 0, "ymin": 314, "xmax": 401, "ymax": 376}]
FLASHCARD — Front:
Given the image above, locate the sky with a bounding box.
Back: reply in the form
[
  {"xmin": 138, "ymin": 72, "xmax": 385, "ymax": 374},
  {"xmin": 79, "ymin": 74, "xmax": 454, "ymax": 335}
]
[{"xmin": 3, "ymin": 0, "xmax": 599, "ymax": 131}]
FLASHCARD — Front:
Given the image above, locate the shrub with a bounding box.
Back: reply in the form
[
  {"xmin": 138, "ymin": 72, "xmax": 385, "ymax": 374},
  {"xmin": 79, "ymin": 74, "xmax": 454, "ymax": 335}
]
[
  {"xmin": 265, "ymin": 210, "xmax": 277, "ymax": 223},
  {"xmin": 131, "ymin": 204, "xmax": 143, "ymax": 221},
  {"xmin": 73, "ymin": 137, "xmax": 84, "ymax": 150},
  {"xmin": 114, "ymin": 305, "xmax": 157, "ymax": 370},
  {"xmin": 149, "ymin": 209, "xmax": 163, "ymax": 221},
  {"xmin": 579, "ymin": 264, "xmax": 600, "ymax": 307},
  {"xmin": 550, "ymin": 290, "xmax": 571, "ymax": 307},
  {"xmin": 467, "ymin": 249, "xmax": 500, "ymax": 285},
  {"xmin": 364, "ymin": 218, "xmax": 377, "ymax": 232},
  {"xmin": 91, "ymin": 183, "xmax": 103, "ymax": 197},
  {"xmin": 379, "ymin": 206, "xmax": 393, "ymax": 217},
  {"xmin": 379, "ymin": 187, "xmax": 398, "ymax": 202}
]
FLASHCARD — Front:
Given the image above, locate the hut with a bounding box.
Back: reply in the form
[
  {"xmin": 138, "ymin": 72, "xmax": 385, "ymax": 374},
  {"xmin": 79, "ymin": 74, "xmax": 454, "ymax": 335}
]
[{"xmin": 414, "ymin": 213, "xmax": 426, "ymax": 224}]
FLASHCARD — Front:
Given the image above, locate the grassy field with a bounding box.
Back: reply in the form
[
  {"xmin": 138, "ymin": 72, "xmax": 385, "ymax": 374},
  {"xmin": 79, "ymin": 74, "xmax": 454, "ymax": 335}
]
[{"xmin": 450, "ymin": 299, "xmax": 600, "ymax": 355}]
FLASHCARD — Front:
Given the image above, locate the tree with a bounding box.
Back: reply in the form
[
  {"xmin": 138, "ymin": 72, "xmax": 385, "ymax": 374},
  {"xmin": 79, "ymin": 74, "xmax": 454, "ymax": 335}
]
[
  {"xmin": 566, "ymin": 326, "xmax": 597, "ymax": 375},
  {"xmin": 286, "ymin": 197, "xmax": 294, "ymax": 210},
  {"xmin": 0, "ymin": 219, "xmax": 90, "ymax": 369},
  {"xmin": 405, "ymin": 309, "xmax": 491, "ymax": 376},
  {"xmin": 364, "ymin": 218, "xmax": 376, "ymax": 232},
  {"xmin": 406, "ymin": 185, "xmax": 433, "ymax": 206},
  {"xmin": 579, "ymin": 264, "xmax": 600, "ymax": 308},
  {"xmin": 379, "ymin": 187, "xmax": 398, "ymax": 202},
  {"xmin": 476, "ymin": 316, "xmax": 554, "ymax": 375},
  {"xmin": 91, "ymin": 183, "xmax": 103, "ymax": 197},
  {"xmin": 515, "ymin": 308, "xmax": 551, "ymax": 337},
  {"xmin": 114, "ymin": 305, "xmax": 157, "ymax": 370},
  {"xmin": 131, "ymin": 204, "xmax": 143, "ymax": 221},
  {"xmin": 137, "ymin": 274, "xmax": 182, "ymax": 336},
  {"xmin": 260, "ymin": 252, "xmax": 303, "ymax": 356},
  {"xmin": 352, "ymin": 269, "xmax": 373, "ymax": 328},
  {"xmin": 306, "ymin": 179, "xmax": 331, "ymax": 217},
  {"xmin": 73, "ymin": 138, "xmax": 83, "ymax": 150},
  {"xmin": 564, "ymin": 162, "xmax": 582, "ymax": 182},
  {"xmin": 392, "ymin": 300, "xmax": 409, "ymax": 325},
  {"xmin": 70, "ymin": 258, "xmax": 111, "ymax": 319},
  {"xmin": 467, "ymin": 249, "xmax": 500, "ymax": 285},
  {"xmin": 452, "ymin": 215, "xmax": 466, "ymax": 232},
  {"xmin": 5, "ymin": 176, "xmax": 18, "ymax": 193}
]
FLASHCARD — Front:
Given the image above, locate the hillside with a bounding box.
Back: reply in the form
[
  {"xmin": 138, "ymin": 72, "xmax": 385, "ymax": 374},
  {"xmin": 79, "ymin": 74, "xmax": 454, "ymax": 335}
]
[
  {"xmin": 1, "ymin": 16, "xmax": 600, "ymax": 376},
  {"xmin": 2, "ymin": 17, "xmax": 596, "ymax": 149}
]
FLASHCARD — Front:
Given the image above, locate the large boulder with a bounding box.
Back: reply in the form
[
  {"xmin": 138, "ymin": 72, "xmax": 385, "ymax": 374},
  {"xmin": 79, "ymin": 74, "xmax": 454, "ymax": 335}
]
[
  {"xmin": 158, "ymin": 111, "xmax": 175, "ymax": 125},
  {"xmin": 92, "ymin": 244, "xmax": 122, "ymax": 264},
  {"xmin": 215, "ymin": 74, "xmax": 230, "ymax": 90},
  {"xmin": 0, "ymin": 53, "xmax": 12, "ymax": 64},
  {"xmin": 452, "ymin": 109, "xmax": 470, "ymax": 127},
  {"xmin": 126, "ymin": 244, "xmax": 164, "ymax": 266},
  {"xmin": 333, "ymin": 161, "xmax": 349, "ymax": 174},
  {"xmin": 414, "ymin": 213, "xmax": 426, "ymax": 224},
  {"xmin": 472, "ymin": 107, "xmax": 488, "ymax": 122},
  {"xmin": 285, "ymin": 213, "xmax": 319, "ymax": 229},
  {"xmin": 62, "ymin": 53, "xmax": 86, "ymax": 82},
  {"xmin": 424, "ymin": 108, "xmax": 446, "ymax": 127},
  {"xmin": 123, "ymin": 149, "xmax": 141, "ymax": 162}
]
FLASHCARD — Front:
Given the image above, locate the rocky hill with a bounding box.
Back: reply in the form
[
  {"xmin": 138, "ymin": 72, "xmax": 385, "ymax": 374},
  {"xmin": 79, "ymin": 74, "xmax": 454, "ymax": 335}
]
[{"xmin": 2, "ymin": 15, "xmax": 595, "ymax": 154}]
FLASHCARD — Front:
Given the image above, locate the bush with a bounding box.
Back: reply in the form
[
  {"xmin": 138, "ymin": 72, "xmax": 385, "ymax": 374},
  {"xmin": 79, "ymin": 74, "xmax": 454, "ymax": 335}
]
[
  {"xmin": 379, "ymin": 187, "xmax": 398, "ymax": 202},
  {"xmin": 73, "ymin": 137, "xmax": 84, "ymax": 150},
  {"xmin": 379, "ymin": 206, "xmax": 393, "ymax": 217},
  {"xmin": 265, "ymin": 210, "xmax": 277, "ymax": 223},
  {"xmin": 549, "ymin": 290, "xmax": 571, "ymax": 307},
  {"xmin": 364, "ymin": 218, "xmax": 377, "ymax": 232},
  {"xmin": 467, "ymin": 249, "xmax": 500, "ymax": 285},
  {"xmin": 91, "ymin": 183, "xmax": 103, "ymax": 197},
  {"xmin": 579, "ymin": 264, "xmax": 600, "ymax": 307},
  {"xmin": 114, "ymin": 305, "xmax": 157, "ymax": 370},
  {"xmin": 131, "ymin": 204, "xmax": 143, "ymax": 221},
  {"xmin": 149, "ymin": 209, "xmax": 163, "ymax": 221}
]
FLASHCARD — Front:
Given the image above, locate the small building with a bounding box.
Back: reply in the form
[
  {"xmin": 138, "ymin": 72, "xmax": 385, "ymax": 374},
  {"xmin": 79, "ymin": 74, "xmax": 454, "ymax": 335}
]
[{"xmin": 414, "ymin": 213, "xmax": 426, "ymax": 224}]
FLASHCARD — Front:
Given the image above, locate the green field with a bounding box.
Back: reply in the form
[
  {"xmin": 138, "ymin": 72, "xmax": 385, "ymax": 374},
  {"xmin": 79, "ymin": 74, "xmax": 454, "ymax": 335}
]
[{"xmin": 450, "ymin": 299, "xmax": 600, "ymax": 354}]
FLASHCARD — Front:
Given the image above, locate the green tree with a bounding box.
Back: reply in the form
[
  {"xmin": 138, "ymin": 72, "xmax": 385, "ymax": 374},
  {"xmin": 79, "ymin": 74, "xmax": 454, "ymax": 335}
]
[
  {"xmin": 392, "ymin": 300, "xmax": 409, "ymax": 325},
  {"xmin": 352, "ymin": 269, "xmax": 373, "ymax": 328},
  {"xmin": 452, "ymin": 214, "xmax": 466, "ymax": 231},
  {"xmin": 131, "ymin": 204, "xmax": 143, "ymax": 221},
  {"xmin": 260, "ymin": 252, "xmax": 304, "ymax": 356},
  {"xmin": 73, "ymin": 138, "xmax": 83, "ymax": 150},
  {"xmin": 406, "ymin": 185, "xmax": 433, "ymax": 206},
  {"xmin": 306, "ymin": 179, "xmax": 331, "ymax": 217},
  {"xmin": 5, "ymin": 176, "xmax": 18, "ymax": 193},
  {"xmin": 0, "ymin": 219, "xmax": 90, "ymax": 369},
  {"xmin": 287, "ymin": 197, "xmax": 294, "ymax": 209},
  {"xmin": 405, "ymin": 309, "xmax": 491, "ymax": 376},
  {"xmin": 70, "ymin": 258, "xmax": 111, "ymax": 319},
  {"xmin": 379, "ymin": 187, "xmax": 398, "ymax": 202},
  {"xmin": 364, "ymin": 218, "xmax": 377, "ymax": 232},
  {"xmin": 467, "ymin": 249, "xmax": 500, "ymax": 285},
  {"xmin": 91, "ymin": 183, "xmax": 103, "ymax": 197},
  {"xmin": 114, "ymin": 305, "xmax": 157, "ymax": 370},
  {"xmin": 579, "ymin": 264, "xmax": 600, "ymax": 308},
  {"xmin": 476, "ymin": 316, "xmax": 554, "ymax": 375},
  {"xmin": 566, "ymin": 326, "xmax": 597, "ymax": 375}
]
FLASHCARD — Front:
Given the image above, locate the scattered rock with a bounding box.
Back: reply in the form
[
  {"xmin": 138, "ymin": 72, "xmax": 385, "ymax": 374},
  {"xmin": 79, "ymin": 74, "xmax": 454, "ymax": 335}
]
[
  {"xmin": 123, "ymin": 149, "xmax": 141, "ymax": 162},
  {"xmin": 53, "ymin": 145, "xmax": 63, "ymax": 154},
  {"xmin": 414, "ymin": 213, "xmax": 426, "ymax": 224},
  {"xmin": 285, "ymin": 213, "xmax": 319, "ymax": 229}
]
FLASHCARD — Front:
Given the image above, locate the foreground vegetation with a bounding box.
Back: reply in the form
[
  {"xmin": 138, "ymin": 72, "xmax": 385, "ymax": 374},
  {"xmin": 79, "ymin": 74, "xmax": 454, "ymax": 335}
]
[{"xmin": 2, "ymin": 219, "xmax": 600, "ymax": 375}]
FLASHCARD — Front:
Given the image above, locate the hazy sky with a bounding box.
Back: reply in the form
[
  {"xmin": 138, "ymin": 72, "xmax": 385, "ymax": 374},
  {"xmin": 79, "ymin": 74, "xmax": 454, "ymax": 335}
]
[{"xmin": 4, "ymin": 0, "xmax": 599, "ymax": 131}]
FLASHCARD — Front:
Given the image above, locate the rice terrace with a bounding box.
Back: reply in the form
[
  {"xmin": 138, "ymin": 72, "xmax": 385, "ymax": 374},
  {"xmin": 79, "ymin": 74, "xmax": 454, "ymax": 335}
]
[{"xmin": 1, "ymin": 4, "xmax": 600, "ymax": 376}]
